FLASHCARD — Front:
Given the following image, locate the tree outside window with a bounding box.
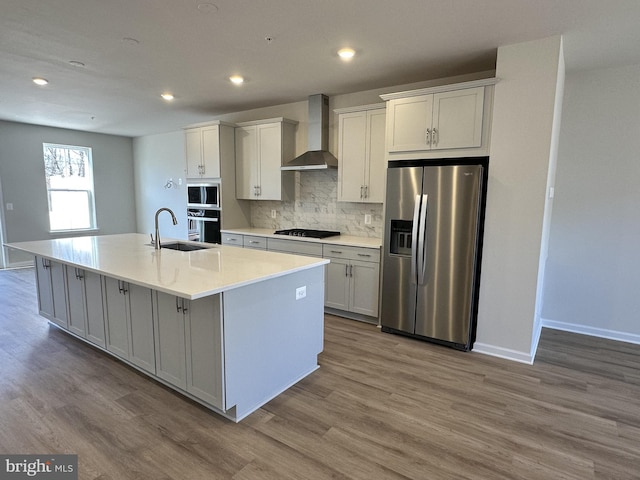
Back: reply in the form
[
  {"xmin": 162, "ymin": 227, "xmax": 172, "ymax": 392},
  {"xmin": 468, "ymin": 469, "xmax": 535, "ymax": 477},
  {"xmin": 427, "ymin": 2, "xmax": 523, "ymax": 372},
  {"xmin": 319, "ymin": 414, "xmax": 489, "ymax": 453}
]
[{"xmin": 43, "ymin": 143, "xmax": 97, "ymax": 231}]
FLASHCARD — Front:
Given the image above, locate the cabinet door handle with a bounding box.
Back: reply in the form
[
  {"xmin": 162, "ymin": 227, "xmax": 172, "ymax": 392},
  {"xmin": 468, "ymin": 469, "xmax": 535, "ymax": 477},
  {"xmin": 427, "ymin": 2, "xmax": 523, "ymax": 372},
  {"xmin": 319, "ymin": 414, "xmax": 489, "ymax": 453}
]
[
  {"xmin": 118, "ymin": 281, "xmax": 128, "ymax": 295},
  {"xmin": 330, "ymin": 250, "xmax": 343, "ymax": 254},
  {"xmin": 345, "ymin": 264, "xmax": 349, "ymax": 277},
  {"xmin": 432, "ymin": 127, "xmax": 438, "ymax": 146},
  {"xmin": 176, "ymin": 296, "xmax": 182, "ymax": 313},
  {"xmin": 181, "ymin": 299, "xmax": 188, "ymax": 314},
  {"xmin": 360, "ymin": 185, "xmax": 364, "ymax": 199},
  {"xmin": 349, "ymin": 265, "xmax": 353, "ymax": 277},
  {"xmin": 426, "ymin": 128, "xmax": 431, "ymax": 145},
  {"xmin": 200, "ymin": 164, "xmax": 205, "ymax": 175},
  {"xmin": 364, "ymin": 185, "xmax": 368, "ymax": 198},
  {"xmin": 249, "ymin": 240, "xmax": 260, "ymax": 244},
  {"xmin": 75, "ymin": 268, "xmax": 84, "ymax": 280},
  {"xmin": 42, "ymin": 258, "xmax": 50, "ymax": 269},
  {"xmin": 357, "ymin": 253, "xmax": 372, "ymax": 258}
]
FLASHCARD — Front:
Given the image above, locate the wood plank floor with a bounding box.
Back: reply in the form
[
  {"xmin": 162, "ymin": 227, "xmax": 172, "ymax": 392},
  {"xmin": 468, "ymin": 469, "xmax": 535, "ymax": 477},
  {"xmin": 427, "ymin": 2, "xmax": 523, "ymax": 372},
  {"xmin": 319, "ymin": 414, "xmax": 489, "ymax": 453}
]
[{"xmin": 1, "ymin": 267, "xmax": 639, "ymax": 479}]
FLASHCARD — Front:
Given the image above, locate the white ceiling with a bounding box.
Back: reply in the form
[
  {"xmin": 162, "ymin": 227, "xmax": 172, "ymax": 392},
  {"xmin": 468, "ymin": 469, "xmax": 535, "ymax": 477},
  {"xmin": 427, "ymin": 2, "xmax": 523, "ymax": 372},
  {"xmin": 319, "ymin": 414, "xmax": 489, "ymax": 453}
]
[{"xmin": 2, "ymin": 0, "xmax": 640, "ymax": 137}]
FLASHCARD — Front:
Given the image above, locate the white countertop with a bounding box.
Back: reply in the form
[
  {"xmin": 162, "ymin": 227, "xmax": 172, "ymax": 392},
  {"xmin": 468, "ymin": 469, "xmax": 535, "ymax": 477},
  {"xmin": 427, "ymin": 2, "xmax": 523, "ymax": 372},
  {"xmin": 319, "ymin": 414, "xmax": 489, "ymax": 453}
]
[
  {"xmin": 6, "ymin": 233, "xmax": 328, "ymax": 300},
  {"xmin": 221, "ymin": 228, "xmax": 382, "ymax": 249}
]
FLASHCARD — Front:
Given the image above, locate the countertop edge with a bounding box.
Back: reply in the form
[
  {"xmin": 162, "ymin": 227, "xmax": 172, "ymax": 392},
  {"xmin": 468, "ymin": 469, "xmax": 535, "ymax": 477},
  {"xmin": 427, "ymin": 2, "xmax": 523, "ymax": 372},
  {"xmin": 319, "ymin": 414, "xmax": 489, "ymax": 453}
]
[
  {"xmin": 5, "ymin": 236, "xmax": 330, "ymax": 300},
  {"xmin": 221, "ymin": 228, "xmax": 382, "ymax": 249}
]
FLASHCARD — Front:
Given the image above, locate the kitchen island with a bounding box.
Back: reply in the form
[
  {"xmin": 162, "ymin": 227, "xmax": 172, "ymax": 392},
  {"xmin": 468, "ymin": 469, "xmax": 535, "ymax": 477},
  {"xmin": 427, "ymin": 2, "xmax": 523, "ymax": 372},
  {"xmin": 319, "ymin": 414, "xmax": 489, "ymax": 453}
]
[{"xmin": 6, "ymin": 233, "xmax": 328, "ymax": 422}]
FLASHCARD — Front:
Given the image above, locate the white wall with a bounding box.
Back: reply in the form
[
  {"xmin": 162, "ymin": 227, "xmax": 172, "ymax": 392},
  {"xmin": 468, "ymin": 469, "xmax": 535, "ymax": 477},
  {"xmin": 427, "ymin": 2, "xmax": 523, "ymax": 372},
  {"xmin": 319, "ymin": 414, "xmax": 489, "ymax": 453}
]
[
  {"xmin": 133, "ymin": 131, "xmax": 187, "ymax": 240},
  {"xmin": 474, "ymin": 36, "xmax": 565, "ymax": 363},
  {"xmin": 541, "ymin": 64, "xmax": 640, "ymax": 344},
  {"xmin": 0, "ymin": 121, "xmax": 136, "ymax": 266}
]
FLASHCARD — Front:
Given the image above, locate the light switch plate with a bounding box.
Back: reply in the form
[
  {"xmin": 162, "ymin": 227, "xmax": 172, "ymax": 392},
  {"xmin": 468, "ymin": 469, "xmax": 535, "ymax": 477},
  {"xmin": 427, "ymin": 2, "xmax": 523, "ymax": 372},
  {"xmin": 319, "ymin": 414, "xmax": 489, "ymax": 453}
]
[
  {"xmin": 6, "ymin": 203, "xmax": 13, "ymax": 211},
  {"xmin": 296, "ymin": 286, "xmax": 306, "ymax": 300}
]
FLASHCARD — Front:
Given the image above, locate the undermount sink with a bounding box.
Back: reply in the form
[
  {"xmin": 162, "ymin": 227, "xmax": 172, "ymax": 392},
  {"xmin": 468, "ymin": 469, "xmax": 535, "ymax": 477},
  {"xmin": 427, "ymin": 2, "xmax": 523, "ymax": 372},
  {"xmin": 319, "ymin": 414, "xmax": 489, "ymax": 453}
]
[{"xmin": 160, "ymin": 242, "xmax": 210, "ymax": 252}]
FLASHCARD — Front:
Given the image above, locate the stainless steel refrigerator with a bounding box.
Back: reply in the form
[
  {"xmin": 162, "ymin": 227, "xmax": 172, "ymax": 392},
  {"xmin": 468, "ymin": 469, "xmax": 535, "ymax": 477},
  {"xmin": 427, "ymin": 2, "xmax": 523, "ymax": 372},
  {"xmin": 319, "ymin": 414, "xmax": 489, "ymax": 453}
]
[{"xmin": 381, "ymin": 158, "xmax": 487, "ymax": 351}]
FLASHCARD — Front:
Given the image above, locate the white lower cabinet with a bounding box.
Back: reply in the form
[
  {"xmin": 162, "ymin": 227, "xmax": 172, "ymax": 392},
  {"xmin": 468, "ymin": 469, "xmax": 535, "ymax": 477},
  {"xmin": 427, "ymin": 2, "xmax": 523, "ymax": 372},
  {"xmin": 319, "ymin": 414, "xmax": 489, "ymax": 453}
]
[
  {"xmin": 35, "ymin": 256, "xmax": 68, "ymax": 329},
  {"xmin": 34, "ymin": 256, "xmax": 224, "ymax": 411},
  {"xmin": 65, "ymin": 267, "xmax": 106, "ymax": 347},
  {"xmin": 243, "ymin": 235, "xmax": 267, "ymax": 250},
  {"xmin": 154, "ymin": 292, "xmax": 224, "ymax": 409},
  {"xmin": 323, "ymin": 245, "xmax": 380, "ymax": 318},
  {"xmin": 103, "ymin": 277, "xmax": 155, "ymax": 374},
  {"xmin": 220, "ymin": 233, "xmax": 382, "ymax": 320},
  {"xmin": 221, "ymin": 233, "xmax": 243, "ymax": 246}
]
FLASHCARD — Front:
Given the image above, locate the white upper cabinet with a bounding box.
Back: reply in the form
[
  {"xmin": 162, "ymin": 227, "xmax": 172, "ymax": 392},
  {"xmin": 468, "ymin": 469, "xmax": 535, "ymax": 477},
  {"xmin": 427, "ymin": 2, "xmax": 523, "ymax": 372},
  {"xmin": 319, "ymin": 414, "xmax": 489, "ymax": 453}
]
[
  {"xmin": 336, "ymin": 105, "xmax": 386, "ymax": 203},
  {"xmin": 235, "ymin": 118, "xmax": 297, "ymax": 201},
  {"xmin": 184, "ymin": 122, "xmax": 235, "ymax": 179},
  {"xmin": 386, "ymin": 95, "xmax": 434, "ymax": 152},
  {"xmin": 381, "ymin": 79, "xmax": 497, "ymax": 159}
]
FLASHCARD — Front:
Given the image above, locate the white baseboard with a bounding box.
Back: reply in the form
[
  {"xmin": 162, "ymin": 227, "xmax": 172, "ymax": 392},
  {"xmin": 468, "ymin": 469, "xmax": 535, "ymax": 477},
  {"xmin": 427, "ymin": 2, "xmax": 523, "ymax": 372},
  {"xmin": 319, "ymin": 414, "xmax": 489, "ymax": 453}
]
[
  {"xmin": 541, "ymin": 318, "xmax": 640, "ymax": 345},
  {"xmin": 472, "ymin": 342, "xmax": 535, "ymax": 365}
]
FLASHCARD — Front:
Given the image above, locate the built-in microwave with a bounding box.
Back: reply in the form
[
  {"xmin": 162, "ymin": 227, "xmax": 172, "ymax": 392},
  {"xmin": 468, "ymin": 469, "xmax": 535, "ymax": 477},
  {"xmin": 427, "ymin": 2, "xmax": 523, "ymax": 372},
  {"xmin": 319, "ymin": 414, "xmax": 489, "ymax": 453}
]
[{"xmin": 187, "ymin": 183, "xmax": 220, "ymax": 209}]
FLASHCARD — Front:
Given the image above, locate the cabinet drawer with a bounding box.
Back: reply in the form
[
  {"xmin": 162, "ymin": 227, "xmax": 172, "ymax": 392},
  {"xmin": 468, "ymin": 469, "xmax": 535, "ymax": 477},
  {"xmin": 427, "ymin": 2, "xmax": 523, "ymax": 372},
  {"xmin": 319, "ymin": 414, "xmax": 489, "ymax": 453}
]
[
  {"xmin": 222, "ymin": 233, "xmax": 243, "ymax": 246},
  {"xmin": 243, "ymin": 235, "xmax": 267, "ymax": 250},
  {"xmin": 267, "ymin": 238, "xmax": 323, "ymax": 257},
  {"xmin": 322, "ymin": 245, "xmax": 380, "ymax": 263}
]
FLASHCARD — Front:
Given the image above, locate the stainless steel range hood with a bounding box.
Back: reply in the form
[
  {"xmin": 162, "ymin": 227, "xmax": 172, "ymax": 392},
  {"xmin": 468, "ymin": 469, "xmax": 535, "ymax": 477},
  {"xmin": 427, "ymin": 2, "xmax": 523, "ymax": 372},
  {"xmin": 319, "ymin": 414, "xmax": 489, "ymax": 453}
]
[{"xmin": 281, "ymin": 94, "xmax": 338, "ymax": 171}]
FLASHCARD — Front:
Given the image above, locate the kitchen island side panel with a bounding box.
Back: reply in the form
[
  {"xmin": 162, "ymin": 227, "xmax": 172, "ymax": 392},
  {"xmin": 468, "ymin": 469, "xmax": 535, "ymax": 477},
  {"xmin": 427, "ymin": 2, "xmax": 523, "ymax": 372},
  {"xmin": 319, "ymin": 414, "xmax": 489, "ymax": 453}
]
[{"xmin": 222, "ymin": 265, "xmax": 324, "ymax": 421}]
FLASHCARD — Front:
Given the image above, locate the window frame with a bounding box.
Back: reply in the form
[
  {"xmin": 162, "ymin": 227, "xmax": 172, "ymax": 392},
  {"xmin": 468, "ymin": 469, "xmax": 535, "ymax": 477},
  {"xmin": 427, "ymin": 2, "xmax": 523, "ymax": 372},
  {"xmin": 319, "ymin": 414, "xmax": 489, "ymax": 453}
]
[{"xmin": 43, "ymin": 142, "xmax": 98, "ymax": 233}]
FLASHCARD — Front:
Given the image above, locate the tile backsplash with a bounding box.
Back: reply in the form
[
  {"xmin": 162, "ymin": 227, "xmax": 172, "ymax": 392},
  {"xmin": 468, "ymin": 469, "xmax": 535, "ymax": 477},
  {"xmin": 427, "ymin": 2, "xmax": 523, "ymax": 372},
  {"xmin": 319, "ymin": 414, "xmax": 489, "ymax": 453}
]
[{"xmin": 250, "ymin": 170, "xmax": 383, "ymax": 238}]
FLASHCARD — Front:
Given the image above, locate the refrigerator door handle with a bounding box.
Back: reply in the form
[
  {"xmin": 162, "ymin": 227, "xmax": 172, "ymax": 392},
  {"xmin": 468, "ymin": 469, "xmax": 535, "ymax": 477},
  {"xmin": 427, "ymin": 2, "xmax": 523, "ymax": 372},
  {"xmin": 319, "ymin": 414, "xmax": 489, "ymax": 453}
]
[
  {"xmin": 418, "ymin": 194, "xmax": 428, "ymax": 285},
  {"xmin": 410, "ymin": 194, "xmax": 421, "ymax": 284}
]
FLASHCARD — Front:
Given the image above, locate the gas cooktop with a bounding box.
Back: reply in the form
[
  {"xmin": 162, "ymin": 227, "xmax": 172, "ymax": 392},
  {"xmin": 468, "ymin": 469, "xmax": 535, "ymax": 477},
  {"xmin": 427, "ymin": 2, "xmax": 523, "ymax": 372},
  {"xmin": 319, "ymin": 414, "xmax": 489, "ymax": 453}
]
[{"xmin": 274, "ymin": 229, "xmax": 341, "ymax": 239}]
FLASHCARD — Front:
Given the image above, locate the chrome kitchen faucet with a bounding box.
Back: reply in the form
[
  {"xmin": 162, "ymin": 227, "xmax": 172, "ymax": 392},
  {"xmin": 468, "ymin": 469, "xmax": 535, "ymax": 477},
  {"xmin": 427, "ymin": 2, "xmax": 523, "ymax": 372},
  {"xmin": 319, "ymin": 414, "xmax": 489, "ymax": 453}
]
[{"xmin": 153, "ymin": 207, "xmax": 178, "ymax": 250}]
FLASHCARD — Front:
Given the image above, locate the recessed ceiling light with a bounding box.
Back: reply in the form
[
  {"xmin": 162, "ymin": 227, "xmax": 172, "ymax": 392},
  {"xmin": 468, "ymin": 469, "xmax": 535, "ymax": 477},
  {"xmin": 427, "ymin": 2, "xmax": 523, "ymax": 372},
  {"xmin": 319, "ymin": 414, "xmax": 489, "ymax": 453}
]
[
  {"xmin": 122, "ymin": 37, "xmax": 140, "ymax": 46},
  {"xmin": 32, "ymin": 77, "xmax": 49, "ymax": 86},
  {"xmin": 197, "ymin": 2, "xmax": 218, "ymax": 13},
  {"xmin": 161, "ymin": 93, "xmax": 175, "ymax": 101},
  {"xmin": 338, "ymin": 48, "xmax": 356, "ymax": 60},
  {"xmin": 229, "ymin": 75, "xmax": 244, "ymax": 85}
]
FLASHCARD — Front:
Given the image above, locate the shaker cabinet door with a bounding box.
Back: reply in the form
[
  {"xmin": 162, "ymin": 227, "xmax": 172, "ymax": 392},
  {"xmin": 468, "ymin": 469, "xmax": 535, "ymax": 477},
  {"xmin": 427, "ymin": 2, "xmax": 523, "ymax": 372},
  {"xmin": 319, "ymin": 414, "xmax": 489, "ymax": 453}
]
[
  {"xmin": 154, "ymin": 292, "xmax": 187, "ymax": 389},
  {"xmin": 324, "ymin": 259, "xmax": 350, "ymax": 311},
  {"xmin": 349, "ymin": 260, "xmax": 380, "ymax": 317},
  {"xmin": 185, "ymin": 128, "xmax": 203, "ymax": 178},
  {"xmin": 386, "ymin": 95, "xmax": 433, "ymax": 152},
  {"xmin": 103, "ymin": 277, "xmax": 130, "ymax": 359},
  {"xmin": 431, "ymin": 87, "xmax": 484, "ymax": 150},
  {"xmin": 127, "ymin": 283, "xmax": 156, "ymax": 374},
  {"xmin": 235, "ymin": 126, "xmax": 258, "ymax": 199},
  {"xmin": 66, "ymin": 267, "xmax": 87, "ymax": 337},
  {"xmin": 201, "ymin": 125, "xmax": 222, "ymax": 178}
]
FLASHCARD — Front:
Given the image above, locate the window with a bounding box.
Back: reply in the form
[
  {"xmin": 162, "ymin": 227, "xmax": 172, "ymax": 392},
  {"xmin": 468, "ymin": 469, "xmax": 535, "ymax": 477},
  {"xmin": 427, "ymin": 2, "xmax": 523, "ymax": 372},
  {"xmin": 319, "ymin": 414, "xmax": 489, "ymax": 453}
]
[{"xmin": 43, "ymin": 143, "xmax": 97, "ymax": 231}]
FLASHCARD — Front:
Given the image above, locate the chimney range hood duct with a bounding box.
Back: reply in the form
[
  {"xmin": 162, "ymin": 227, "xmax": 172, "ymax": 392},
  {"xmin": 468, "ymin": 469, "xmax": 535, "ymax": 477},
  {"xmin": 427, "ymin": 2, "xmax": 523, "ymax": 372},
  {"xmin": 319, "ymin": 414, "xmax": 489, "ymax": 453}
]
[{"xmin": 281, "ymin": 94, "xmax": 338, "ymax": 171}]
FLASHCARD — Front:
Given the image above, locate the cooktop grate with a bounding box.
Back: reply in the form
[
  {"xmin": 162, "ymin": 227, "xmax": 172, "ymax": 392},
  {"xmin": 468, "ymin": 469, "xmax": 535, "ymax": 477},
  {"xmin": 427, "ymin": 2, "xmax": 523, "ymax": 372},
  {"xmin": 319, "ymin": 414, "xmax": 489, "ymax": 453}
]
[{"xmin": 274, "ymin": 229, "xmax": 341, "ymax": 239}]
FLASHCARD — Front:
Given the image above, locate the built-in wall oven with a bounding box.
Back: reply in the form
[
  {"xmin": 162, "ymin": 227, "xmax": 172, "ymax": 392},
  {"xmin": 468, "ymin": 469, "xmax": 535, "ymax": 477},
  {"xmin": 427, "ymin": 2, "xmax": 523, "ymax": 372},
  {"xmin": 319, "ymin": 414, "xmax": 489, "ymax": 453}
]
[
  {"xmin": 187, "ymin": 182, "xmax": 220, "ymax": 209},
  {"xmin": 188, "ymin": 208, "xmax": 221, "ymax": 244}
]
